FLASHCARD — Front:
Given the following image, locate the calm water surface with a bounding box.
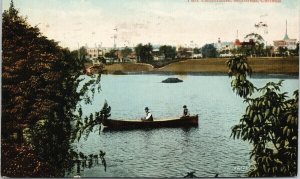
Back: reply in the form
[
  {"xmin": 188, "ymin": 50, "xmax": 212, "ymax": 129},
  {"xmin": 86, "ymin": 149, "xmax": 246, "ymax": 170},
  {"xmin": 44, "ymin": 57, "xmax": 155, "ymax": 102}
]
[{"xmin": 69, "ymin": 74, "xmax": 298, "ymax": 177}]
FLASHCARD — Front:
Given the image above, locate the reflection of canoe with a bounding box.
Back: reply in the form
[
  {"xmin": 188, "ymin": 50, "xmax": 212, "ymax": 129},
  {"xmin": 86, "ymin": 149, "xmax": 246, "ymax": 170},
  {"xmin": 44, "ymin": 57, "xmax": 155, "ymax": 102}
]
[{"xmin": 102, "ymin": 115, "xmax": 198, "ymax": 130}]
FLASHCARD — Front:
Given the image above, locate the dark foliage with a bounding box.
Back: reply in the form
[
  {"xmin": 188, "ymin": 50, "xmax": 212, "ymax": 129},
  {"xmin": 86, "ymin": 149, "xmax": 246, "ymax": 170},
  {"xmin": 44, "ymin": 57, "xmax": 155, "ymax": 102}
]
[
  {"xmin": 104, "ymin": 49, "xmax": 117, "ymax": 59},
  {"xmin": 177, "ymin": 47, "xmax": 192, "ymax": 59},
  {"xmin": 135, "ymin": 43, "xmax": 153, "ymax": 63},
  {"xmin": 73, "ymin": 101, "xmax": 111, "ymax": 141},
  {"xmin": 240, "ymin": 33, "xmax": 265, "ymax": 57},
  {"xmin": 226, "ymin": 56, "xmax": 254, "ymax": 98},
  {"xmin": 121, "ymin": 47, "xmax": 133, "ymax": 58},
  {"xmin": 295, "ymin": 42, "xmax": 299, "ymax": 56},
  {"xmin": 159, "ymin": 45, "xmax": 177, "ymax": 60},
  {"xmin": 193, "ymin": 48, "xmax": 201, "ymax": 54},
  {"xmin": 2, "ymin": 1, "xmax": 104, "ymax": 177},
  {"xmin": 277, "ymin": 47, "xmax": 288, "ymax": 57},
  {"xmin": 227, "ymin": 55, "xmax": 298, "ymax": 177},
  {"xmin": 201, "ymin": 44, "xmax": 217, "ymax": 58}
]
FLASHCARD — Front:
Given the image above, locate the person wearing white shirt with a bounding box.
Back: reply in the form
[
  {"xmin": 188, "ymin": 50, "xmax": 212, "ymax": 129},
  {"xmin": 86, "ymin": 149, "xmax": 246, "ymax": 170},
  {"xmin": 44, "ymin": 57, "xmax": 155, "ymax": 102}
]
[{"xmin": 142, "ymin": 107, "xmax": 153, "ymax": 121}]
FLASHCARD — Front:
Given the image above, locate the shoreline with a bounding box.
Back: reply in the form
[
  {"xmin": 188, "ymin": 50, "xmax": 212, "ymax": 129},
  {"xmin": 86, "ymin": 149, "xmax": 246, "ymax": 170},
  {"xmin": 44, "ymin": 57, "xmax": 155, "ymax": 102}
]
[
  {"xmin": 103, "ymin": 57, "xmax": 299, "ymax": 77},
  {"xmin": 102, "ymin": 71, "xmax": 299, "ymax": 79}
]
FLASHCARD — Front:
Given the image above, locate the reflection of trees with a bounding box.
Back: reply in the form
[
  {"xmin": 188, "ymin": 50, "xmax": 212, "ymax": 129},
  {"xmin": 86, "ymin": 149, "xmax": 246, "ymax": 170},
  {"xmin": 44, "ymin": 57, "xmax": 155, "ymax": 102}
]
[{"xmin": 2, "ymin": 1, "xmax": 105, "ymax": 177}]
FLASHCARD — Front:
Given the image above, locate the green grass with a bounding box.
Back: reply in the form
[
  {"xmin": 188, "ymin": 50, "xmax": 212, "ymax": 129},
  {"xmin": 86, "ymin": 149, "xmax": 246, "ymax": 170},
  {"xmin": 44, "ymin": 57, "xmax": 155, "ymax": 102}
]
[{"xmin": 103, "ymin": 57, "xmax": 299, "ymax": 74}]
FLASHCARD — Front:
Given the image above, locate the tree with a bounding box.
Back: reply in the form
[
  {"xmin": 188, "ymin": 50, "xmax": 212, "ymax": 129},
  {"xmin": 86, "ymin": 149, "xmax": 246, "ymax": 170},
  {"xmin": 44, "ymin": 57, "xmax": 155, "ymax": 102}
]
[
  {"xmin": 71, "ymin": 46, "xmax": 88, "ymax": 61},
  {"xmin": 227, "ymin": 56, "xmax": 298, "ymax": 177},
  {"xmin": 201, "ymin": 44, "xmax": 217, "ymax": 58},
  {"xmin": 159, "ymin": 45, "xmax": 176, "ymax": 60},
  {"xmin": 288, "ymin": 42, "xmax": 299, "ymax": 57},
  {"xmin": 177, "ymin": 47, "xmax": 192, "ymax": 59},
  {"xmin": 265, "ymin": 46, "xmax": 274, "ymax": 57},
  {"xmin": 295, "ymin": 42, "xmax": 299, "ymax": 56},
  {"xmin": 277, "ymin": 47, "xmax": 288, "ymax": 57},
  {"xmin": 193, "ymin": 48, "xmax": 201, "ymax": 54},
  {"xmin": 121, "ymin": 46, "xmax": 133, "ymax": 58},
  {"xmin": 135, "ymin": 43, "xmax": 153, "ymax": 63},
  {"xmin": 244, "ymin": 33, "xmax": 264, "ymax": 43},
  {"xmin": 242, "ymin": 33, "xmax": 265, "ymax": 57},
  {"xmin": 97, "ymin": 56, "xmax": 106, "ymax": 64},
  {"xmin": 2, "ymin": 1, "xmax": 104, "ymax": 177},
  {"xmin": 104, "ymin": 49, "xmax": 117, "ymax": 59},
  {"xmin": 69, "ymin": 46, "xmax": 92, "ymax": 71}
]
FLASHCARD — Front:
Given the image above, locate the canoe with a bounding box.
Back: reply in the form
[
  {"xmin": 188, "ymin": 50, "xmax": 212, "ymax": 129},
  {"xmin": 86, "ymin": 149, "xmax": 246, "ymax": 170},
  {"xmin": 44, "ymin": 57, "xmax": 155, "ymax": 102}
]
[{"xmin": 102, "ymin": 115, "xmax": 198, "ymax": 130}]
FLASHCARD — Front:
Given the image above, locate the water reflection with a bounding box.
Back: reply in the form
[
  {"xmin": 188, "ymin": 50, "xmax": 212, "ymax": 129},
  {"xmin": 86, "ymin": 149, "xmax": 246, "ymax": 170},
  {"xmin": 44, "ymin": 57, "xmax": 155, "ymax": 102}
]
[
  {"xmin": 73, "ymin": 74, "xmax": 298, "ymax": 177},
  {"xmin": 180, "ymin": 127, "xmax": 196, "ymax": 144}
]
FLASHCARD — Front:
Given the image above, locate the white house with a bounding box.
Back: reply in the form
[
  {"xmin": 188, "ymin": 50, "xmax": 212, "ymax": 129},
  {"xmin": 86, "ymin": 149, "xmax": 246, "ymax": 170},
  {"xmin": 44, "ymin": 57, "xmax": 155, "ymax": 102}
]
[
  {"xmin": 273, "ymin": 21, "xmax": 297, "ymax": 51},
  {"xmin": 213, "ymin": 38, "xmax": 235, "ymax": 52},
  {"xmin": 86, "ymin": 47, "xmax": 112, "ymax": 65}
]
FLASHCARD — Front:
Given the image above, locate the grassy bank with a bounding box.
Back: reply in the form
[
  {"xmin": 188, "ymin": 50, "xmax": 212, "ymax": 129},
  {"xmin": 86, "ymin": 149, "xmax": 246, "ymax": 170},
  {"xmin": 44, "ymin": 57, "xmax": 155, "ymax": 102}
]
[
  {"xmin": 104, "ymin": 63, "xmax": 154, "ymax": 73},
  {"xmin": 104, "ymin": 57, "xmax": 299, "ymax": 75}
]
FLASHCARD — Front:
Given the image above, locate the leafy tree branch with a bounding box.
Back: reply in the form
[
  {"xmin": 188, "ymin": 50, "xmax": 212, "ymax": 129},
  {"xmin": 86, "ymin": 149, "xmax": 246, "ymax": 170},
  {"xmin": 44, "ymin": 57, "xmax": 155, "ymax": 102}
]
[{"xmin": 227, "ymin": 55, "xmax": 297, "ymax": 177}]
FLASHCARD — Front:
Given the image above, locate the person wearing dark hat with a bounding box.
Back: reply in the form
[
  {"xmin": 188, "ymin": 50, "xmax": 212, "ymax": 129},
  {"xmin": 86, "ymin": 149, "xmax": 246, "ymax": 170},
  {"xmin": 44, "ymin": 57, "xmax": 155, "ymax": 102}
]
[
  {"xmin": 142, "ymin": 107, "xmax": 153, "ymax": 121},
  {"xmin": 182, "ymin": 105, "xmax": 190, "ymax": 117}
]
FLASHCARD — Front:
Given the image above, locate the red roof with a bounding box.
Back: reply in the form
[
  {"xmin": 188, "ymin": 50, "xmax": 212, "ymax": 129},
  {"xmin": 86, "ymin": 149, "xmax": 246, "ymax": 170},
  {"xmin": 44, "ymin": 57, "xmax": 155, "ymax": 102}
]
[{"xmin": 234, "ymin": 39, "xmax": 241, "ymax": 46}]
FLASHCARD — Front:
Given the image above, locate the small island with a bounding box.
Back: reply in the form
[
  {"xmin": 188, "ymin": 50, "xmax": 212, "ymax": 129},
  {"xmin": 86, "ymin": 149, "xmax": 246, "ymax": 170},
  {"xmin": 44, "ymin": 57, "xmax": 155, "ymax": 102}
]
[{"xmin": 162, "ymin": 77, "xmax": 183, "ymax": 83}]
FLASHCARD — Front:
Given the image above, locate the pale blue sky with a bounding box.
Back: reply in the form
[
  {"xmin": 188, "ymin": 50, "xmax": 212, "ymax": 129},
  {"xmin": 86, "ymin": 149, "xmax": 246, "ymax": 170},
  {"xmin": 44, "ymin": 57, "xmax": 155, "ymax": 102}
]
[{"xmin": 2, "ymin": 0, "xmax": 299, "ymax": 50}]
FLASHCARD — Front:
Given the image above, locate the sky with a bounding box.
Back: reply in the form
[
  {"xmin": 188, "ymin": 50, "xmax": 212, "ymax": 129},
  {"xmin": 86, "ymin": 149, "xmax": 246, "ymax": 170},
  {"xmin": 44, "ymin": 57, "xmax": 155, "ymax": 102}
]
[{"xmin": 2, "ymin": 0, "xmax": 299, "ymax": 50}]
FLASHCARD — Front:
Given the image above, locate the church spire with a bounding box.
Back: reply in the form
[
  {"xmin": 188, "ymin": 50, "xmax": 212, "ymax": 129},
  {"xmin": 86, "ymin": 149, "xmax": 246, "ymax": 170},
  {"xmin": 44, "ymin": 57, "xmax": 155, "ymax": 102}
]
[
  {"xmin": 283, "ymin": 19, "xmax": 289, "ymax": 40},
  {"xmin": 286, "ymin": 19, "xmax": 287, "ymax": 35}
]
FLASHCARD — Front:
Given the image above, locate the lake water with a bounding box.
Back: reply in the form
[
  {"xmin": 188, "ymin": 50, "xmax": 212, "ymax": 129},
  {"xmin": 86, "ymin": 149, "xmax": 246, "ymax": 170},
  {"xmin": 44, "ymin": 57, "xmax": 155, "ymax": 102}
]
[{"xmin": 70, "ymin": 74, "xmax": 298, "ymax": 177}]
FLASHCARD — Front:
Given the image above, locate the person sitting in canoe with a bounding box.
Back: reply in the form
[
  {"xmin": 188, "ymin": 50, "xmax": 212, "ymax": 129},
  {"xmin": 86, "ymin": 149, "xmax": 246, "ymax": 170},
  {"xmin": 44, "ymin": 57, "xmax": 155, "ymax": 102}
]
[
  {"xmin": 182, "ymin": 105, "xmax": 190, "ymax": 117},
  {"xmin": 141, "ymin": 107, "xmax": 153, "ymax": 121}
]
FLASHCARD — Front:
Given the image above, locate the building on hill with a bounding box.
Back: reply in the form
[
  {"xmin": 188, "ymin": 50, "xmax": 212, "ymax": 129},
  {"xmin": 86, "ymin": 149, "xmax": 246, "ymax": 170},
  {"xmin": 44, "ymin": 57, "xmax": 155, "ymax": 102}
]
[
  {"xmin": 213, "ymin": 38, "xmax": 235, "ymax": 52},
  {"xmin": 86, "ymin": 46, "xmax": 112, "ymax": 64},
  {"xmin": 152, "ymin": 48, "xmax": 165, "ymax": 61},
  {"xmin": 127, "ymin": 52, "xmax": 137, "ymax": 63},
  {"xmin": 273, "ymin": 20, "xmax": 297, "ymax": 51},
  {"xmin": 213, "ymin": 38, "xmax": 236, "ymax": 57},
  {"xmin": 176, "ymin": 46, "xmax": 193, "ymax": 59},
  {"xmin": 111, "ymin": 48, "xmax": 137, "ymax": 63},
  {"xmin": 240, "ymin": 39, "xmax": 255, "ymax": 48},
  {"xmin": 234, "ymin": 38, "xmax": 241, "ymax": 48}
]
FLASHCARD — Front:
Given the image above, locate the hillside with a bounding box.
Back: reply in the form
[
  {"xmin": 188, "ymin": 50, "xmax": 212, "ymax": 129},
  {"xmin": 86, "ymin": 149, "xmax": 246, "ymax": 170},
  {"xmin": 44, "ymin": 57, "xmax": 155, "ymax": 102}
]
[{"xmin": 103, "ymin": 57, "xmax": 299, "ymax": 75}]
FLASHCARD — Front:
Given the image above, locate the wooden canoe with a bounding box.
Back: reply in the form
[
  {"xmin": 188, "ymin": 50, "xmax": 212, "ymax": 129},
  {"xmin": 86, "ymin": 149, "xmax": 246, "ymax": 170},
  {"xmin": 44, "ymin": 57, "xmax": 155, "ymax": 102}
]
[{"xmin": 102, "ymin": 115, "xmax": 198, "ymax": 130}]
